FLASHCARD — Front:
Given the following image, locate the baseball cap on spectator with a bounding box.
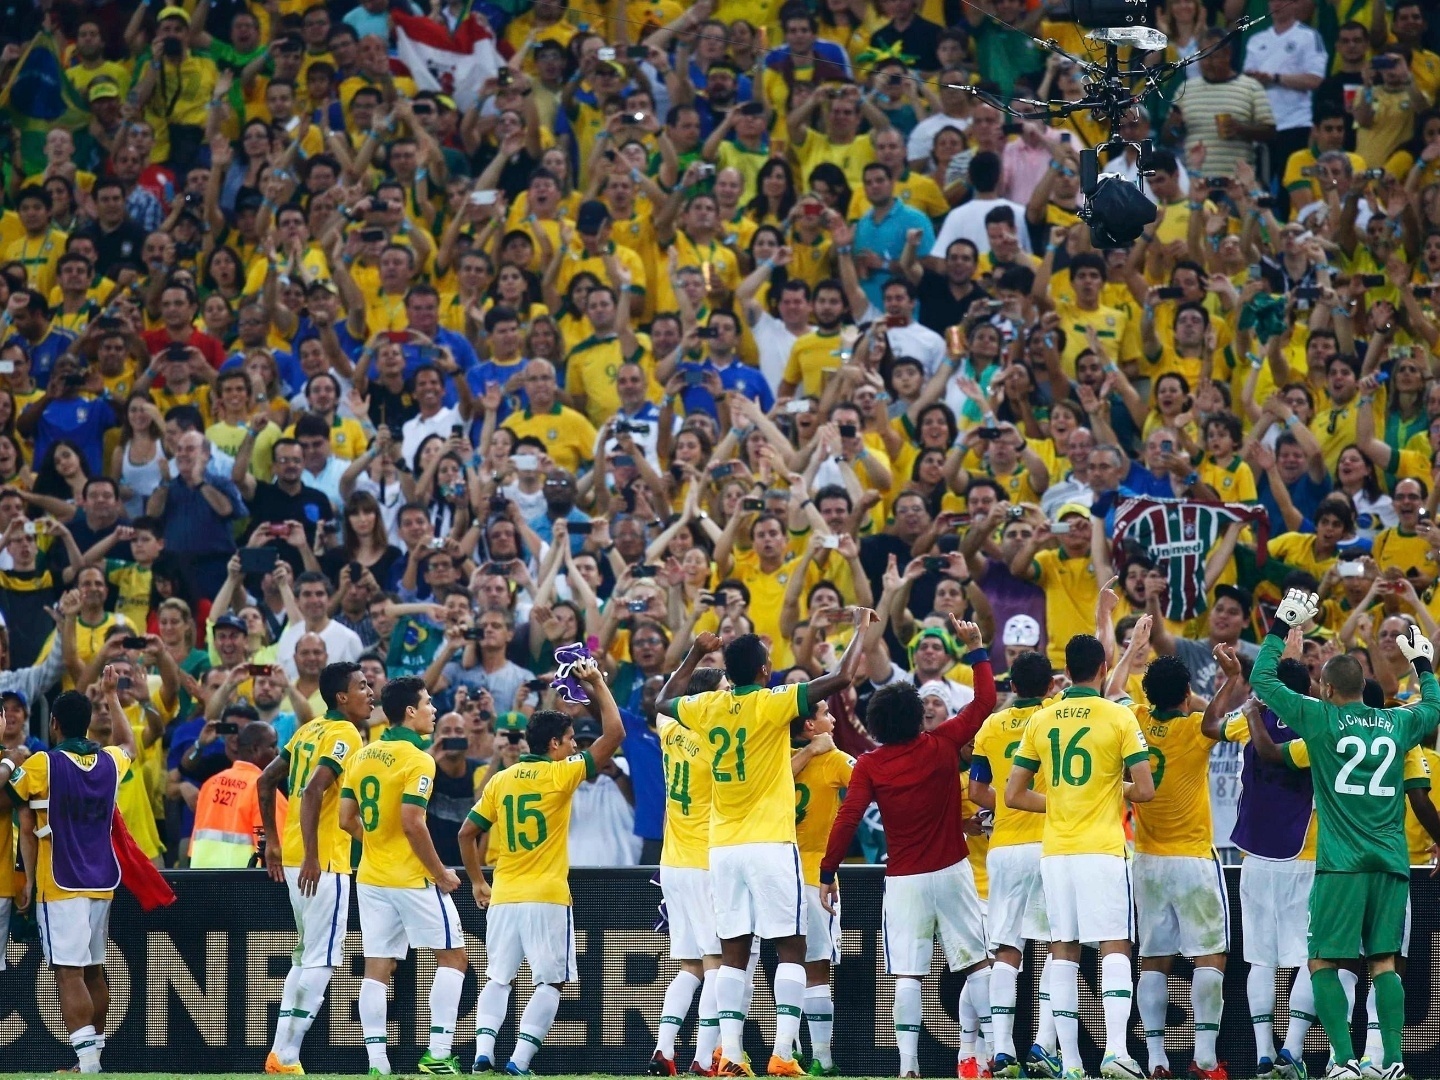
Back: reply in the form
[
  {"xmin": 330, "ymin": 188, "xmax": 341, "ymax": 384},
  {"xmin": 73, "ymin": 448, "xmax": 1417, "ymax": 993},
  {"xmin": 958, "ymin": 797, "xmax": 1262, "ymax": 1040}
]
[
  {"xmin": 598, "ymin": 59, "xmax": 625, "ymax": 77},
  {"xmin": 1, "ymin": 689, "xmax": 27, "ymax": 712},
  {"xmin": 1002, "ymin": 615, "xmax": 1042, "ymax": 649},
  {"xmin": 576, "ymin": 200, "xmax": 610, "ymax": 235},
  {"xmin": 158, "ymin": 5, "xmax": 190, "ymax": 22},
  {"xmin": 572, "ymin": 717, "xmax": 602, "ymax": 745},
  {"xmin": 494, "ymin": 711, "xmax": 527, "ymax": 732},
  {"xmin": 88, "ymin": 80, "xmax": 121, "ymax": 103},
  {"xmin": 213, "ymin": 613, "xmax": 248, "ymax": 634},
  {"xmin": 1214, "ymin": 584, "xmax": 1253, "ymax": 617},
  {"xmin": 1055, "ymin": 503, "xmax": 1092, "ymax": 522}
]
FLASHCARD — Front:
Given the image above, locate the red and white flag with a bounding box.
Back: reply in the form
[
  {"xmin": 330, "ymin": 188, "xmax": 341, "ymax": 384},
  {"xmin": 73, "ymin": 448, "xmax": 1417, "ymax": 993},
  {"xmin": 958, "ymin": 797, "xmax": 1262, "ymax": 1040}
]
[{"xmin": 391, "ymin": 10, "xmax": 502, "ymax": 112}]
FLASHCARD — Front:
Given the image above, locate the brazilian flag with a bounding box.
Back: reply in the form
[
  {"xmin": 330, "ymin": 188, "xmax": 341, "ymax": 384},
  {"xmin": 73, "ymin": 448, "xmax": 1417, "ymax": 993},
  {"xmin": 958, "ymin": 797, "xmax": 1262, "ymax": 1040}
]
[{"xmin": 0, "ymin": 30, "xmax": 91, "ymax": 174}]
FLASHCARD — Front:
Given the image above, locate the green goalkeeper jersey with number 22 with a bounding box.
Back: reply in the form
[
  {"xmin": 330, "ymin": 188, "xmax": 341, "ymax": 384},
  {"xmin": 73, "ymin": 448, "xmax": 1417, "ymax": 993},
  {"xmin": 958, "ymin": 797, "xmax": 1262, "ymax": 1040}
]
[{"xmin": 1250, "ymin": 633, "xmax": 1440, "ymax": 875}]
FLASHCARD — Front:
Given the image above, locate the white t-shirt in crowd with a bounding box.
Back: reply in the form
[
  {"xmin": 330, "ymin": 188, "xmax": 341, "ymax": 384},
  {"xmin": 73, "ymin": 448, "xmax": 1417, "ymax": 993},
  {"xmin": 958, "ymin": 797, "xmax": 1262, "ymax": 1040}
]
[
  {"xmin": 276, "ymin": 618, "xmax": 365, "ymax": 680},
  {"xmin": 1242, "ymin": 22, "xmax": 1328, "ymax": 130},
  {"xmin": 931, "ymin": 197, "xmax": 1032, "ymax": 257}
]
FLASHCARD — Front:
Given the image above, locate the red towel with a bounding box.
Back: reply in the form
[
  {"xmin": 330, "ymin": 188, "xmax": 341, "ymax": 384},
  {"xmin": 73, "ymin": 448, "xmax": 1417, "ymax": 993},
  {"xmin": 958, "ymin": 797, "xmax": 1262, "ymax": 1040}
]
[{"xmin": 111, "ymin": 808, "xmax": 175, "ymax": 911}]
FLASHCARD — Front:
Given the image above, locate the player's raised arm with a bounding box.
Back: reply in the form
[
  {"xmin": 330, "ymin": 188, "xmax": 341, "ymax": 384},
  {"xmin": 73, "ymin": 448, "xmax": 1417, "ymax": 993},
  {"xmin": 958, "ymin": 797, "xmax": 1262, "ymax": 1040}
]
[
  {"xmin": 1251, "ymin": 589, "xmax": 1323, "ymax": 737},
  {"xmin": 1396, "ymin": 627, "xmax": 1440, "ymax": 744},
  {"xmin": 932, "ymin": 616, "xmax": 996, "ymax": 746},
  {"xmin": 657, "ymin": 631, "xmax": 722, "ymax": 719},
  {"xmin": 806, "ymin": 608, "xmax": 877, "ymax": 703},
  {"xmin": 1200, "ymin": 643, "xmax": 1246, "ymax": 741},
  {"xmin": 574, "ymin": 659, "xmax": 624, "ymax": 770}
]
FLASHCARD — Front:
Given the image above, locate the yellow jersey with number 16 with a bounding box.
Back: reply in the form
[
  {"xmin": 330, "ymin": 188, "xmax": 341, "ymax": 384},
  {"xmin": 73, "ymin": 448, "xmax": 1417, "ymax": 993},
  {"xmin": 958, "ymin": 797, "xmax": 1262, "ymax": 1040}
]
[
  {"xmin": 676, "ymin": 682, "xmax": 810, "ymax": 849},
  {"xmin": 280, "ymin": 714, "xmax": 362, "ymax": 872},
  {"xmin": 342, "ymin": 726, "xmax": 438, "ymax": 889},
  {"xmin": 1014, "ymin": 687, "xmax": 1149, "ymax": 857},
  {"xmin": 658, "ymin": 715, "xmax": 713, "ymax": 871},
  {"xmin": 469, "ymin": 751, "xmax": 593, "ymax": 906}
]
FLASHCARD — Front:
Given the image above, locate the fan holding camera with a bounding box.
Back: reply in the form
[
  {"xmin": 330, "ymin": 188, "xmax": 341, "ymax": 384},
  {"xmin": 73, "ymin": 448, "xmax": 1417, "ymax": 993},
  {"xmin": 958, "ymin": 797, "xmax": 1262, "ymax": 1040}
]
[{"xmin": 16, "ymin": 352, "xmax": 120, "ymax": 483}]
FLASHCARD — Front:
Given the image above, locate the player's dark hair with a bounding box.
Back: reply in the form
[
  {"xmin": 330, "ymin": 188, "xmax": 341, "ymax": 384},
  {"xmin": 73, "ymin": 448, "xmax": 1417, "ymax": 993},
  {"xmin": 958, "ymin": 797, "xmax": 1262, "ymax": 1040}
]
[
  {"xmin": 866, "ymin": 682, "xmax": 924, "ymax": 744},
  {"xmin": 688, "ymin": 667, "xmax": 726, "ymax": 694},
  {"xmin": 1069, "ymin": 252, "xmax": 1106, "ymax": 280},
  {"xmin": 382, "ymin": 675, "xmax": 428, "ymax": 725},
  {"xmin": 1141, "ymin": 655, "xmax": 1191, "ymax": 711},
  {"xmin": 526, "ymin": 709, "xmax": 573, "ymax": 756},
  {"xmin": 1010, "ymin": 651, "xmax": 1054, "ymax": 699},
  {"xmin": 222, "ymin": 704, "xmax": 260, "ymax": 724},
  {"xmin": 1321, "ymin": 654, "xmax": 1365, "ymax": 699},
  {"xmin": 1065, "ymin": 635, "xmax": 1107, "ymax": 684},
  {"xmin": 319, "ymin": 661, "xmax": 364, "ymax": 711},
  {"xmin": 51, "ymin": 689, "xmax": 93, "ymax": 740},
  {"xmin": 723, "ymin": 633, "xmax": 769, "ymax": 688},
  {"xmin": 1275, "ymin": 657, "xmax": 1311, "ymax": 696}
]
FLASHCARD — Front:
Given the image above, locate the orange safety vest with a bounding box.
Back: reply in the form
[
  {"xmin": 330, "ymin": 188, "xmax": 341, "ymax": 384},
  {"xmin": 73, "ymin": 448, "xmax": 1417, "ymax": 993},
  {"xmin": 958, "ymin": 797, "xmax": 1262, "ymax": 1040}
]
[{"xmin": 189, "ymin": 760, "xmax": 288, "ymax": 868}]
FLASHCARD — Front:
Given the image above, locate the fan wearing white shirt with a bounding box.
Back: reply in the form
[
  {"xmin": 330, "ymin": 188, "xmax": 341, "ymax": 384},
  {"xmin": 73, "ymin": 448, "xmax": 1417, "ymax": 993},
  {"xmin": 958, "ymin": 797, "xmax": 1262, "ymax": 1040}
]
[
  {"xmin": 400, "ymin": 365, "xmax": 468, "ymax": 466},
  {"xmin": 736, "ymin": 245, "xmax": 817, "ymax": 390}
]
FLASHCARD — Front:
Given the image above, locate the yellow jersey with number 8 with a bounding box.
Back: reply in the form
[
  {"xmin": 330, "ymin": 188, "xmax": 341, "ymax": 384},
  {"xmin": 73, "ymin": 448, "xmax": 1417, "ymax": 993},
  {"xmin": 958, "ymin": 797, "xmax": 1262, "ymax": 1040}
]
[
  {"xmin": 342, "ymin": 727, "xmax": 437, "ymax": 889},
  {"xmin": 676, "ymin": 683, "xmax": 811, "ymax": 849},
  {"xmin": 794, "ymin": 746, "xmax": 854, "ymax": 886},
  {"xmin": 470, "ymin": 752, "xmax": 593, "ymax": 906},
  {"xmin": 281, "ymin": 715, "xmax": 362, "ymax": 872},
  {"xmin": 1128, "ymin": 706, "xmax": 1216, "ymax": 859},
  {"xmin": 659, "ymin": 716, "xmax": 713, "ymax": 871},
  {"xmin": 1014, "ymin": 688, "xmax": 1149, "ymax": 857}
]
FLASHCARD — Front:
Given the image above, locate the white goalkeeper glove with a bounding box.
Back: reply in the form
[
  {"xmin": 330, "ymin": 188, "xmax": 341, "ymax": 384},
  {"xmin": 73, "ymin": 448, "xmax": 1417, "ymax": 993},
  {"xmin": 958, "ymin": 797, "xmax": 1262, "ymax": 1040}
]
[
  {"xmin": 1396, "ymin": 626, "xmax": 1435, "ymax": 666},
  {"xmin": 1274, "ymin": 588, "xmax": 1319, "ymax": 629}
]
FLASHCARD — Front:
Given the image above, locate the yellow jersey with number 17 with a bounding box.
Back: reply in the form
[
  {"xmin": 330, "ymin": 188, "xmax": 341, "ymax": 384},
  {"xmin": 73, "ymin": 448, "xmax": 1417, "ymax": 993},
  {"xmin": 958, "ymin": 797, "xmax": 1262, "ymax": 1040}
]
[
  {"xmin": 971, "ymin": 699, "xmax": 1049, "ymax": 849},
  {"xmin": 658, "ymin": 715, "xmax": 714, "ymax": 871},
  {"xmin": 342, "ymin": 726, "xmax": 438, "ymax": 889},
  {"xmin": 280, "ymin": 713, "xmax": 362, "ymax": 872},
  {"xmin": 469, "ymin": 751, "xmax": 594, "ymax": 906},
  {"xmin": 676, "ymin": 682, "xmax": 811, "ymax": 848},
  {"xmin": 794, "ymin": 745, "xmax": 854, "ymax": 887},
  {"xmin": 1014, "ymin": 687, "xmax": 1149, "ymax": 857},
  {"xmin": 1127, "ymin": 706, "xmax": 1216, "ymax": 859}
]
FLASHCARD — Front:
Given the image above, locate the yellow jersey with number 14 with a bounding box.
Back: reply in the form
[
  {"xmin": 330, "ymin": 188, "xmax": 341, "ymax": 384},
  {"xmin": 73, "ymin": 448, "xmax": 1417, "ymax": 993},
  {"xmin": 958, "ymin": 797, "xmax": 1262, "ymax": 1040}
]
[
  {"xmin": 676, "ymin": 682, "xmax": 810, "ymax": 849},
  {"xmin": 1127, "ymin": 706, "xmax": 1216, "ymax": 859},
  {"xmin": 280, "ymin": 714, "xmax": 362, "ymax": 872},
  {"xmin": 342, "ymin": 726, "xmax": 437, "ymax": 889},
  {"xmin": 971, "ymin": 699, "xmax": 1049, "ymax": 849},
  {"xmin": 1014, "ymin": 687, "xmax": 1149, "ymax": 857},
  {"xmin": 470, "ymin": 751, "xmax": 593, "ymax": 906},
  {"xmin": 658, "ymin": 715, "xmax": 713, "ymax": 871},
  {"xmin": 794, "ymin": 745, "xmax": 854, "ymax": 887}
]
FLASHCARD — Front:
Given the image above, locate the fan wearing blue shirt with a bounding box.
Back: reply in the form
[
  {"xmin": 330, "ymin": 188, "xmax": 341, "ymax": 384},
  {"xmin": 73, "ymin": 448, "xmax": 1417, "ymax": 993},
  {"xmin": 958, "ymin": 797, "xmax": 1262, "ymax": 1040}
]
[
  {"xmin": 466, "ymin": 305, "xmax": 531, "ymax": 422},
  {"xmin": 15, "ymin": 354, "xmax": 119, "ymax": 474},
  {"xmin": 7, "ymin": 290, "xmax": 76, "ymax": 389},
  {"xmin": 672, "ymin": 309, "xmax": 773, "ymax": 421},
  {"xmin": 854, "ymin": 162, "xmax": 936, "ymax": 311}
]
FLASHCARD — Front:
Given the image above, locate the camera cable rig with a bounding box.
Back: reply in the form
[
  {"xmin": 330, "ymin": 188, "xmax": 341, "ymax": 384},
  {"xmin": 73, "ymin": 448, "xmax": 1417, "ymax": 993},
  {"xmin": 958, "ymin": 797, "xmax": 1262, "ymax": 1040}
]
[{"xmin": 946, "ymin": 0, "xmax": 1270, "ymax": 244}]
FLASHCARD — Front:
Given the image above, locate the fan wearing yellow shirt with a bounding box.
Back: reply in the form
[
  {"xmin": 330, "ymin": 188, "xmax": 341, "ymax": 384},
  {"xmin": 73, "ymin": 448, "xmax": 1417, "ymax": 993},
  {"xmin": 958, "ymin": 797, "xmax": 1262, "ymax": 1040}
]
[
  {"xmin": 788, "ymin": 88, "xmax": 878, "ymax": 193},
  {"xmin": 720, "ymin": 513, "xmax": 824, "ymax": 671},
  {"xmin": 1006, "ymin": 634, "xmax": 1155, "ymax": 1080},
  {"xmin": 651, "ymin": 657, "xmax": 727, "ymax": 1076},
  {"xmin": 658, "ymin": 610, "xmax": 873, "ymax": 1079},
  {"xmin": 966, "ymin": 651, "xmax": 1056, "ymax": 1076},
  {"xmin": 787, "ymin": 701, "xmax": 854, "ymax": 1075},
  {"xmin": 1047, "ymin": 253, "xmax": 1142, "ymax": 378},
  {"xmin": 257, "ymin": 660, "xmax": 372, "ymax": 1074},
  {"xmin": 1127, "ymin": 656, "xmax": 1229, "ymax": 1080},
  {"xmin": 1198, "ymin": 414, "xmax": 1257, "ymax": 504},
  {"xmin": 1372, "ymin": 479, "xmax": 1434, "ymax": 584},
  {"xmin": 1, "ymin": 680, "xmax": 137, "ymax": 1074},
  {"xmin": 501, "ymin": 360, "xmax": 599, "ymax": 474},
  {"xmin": 339, "ymin": 676, "xmax": 467, "ymax": 1076},
  {"xmin": 458, "ymin": 659, "xmax": 623, "ymax": 1075},
  {"xmin": 778, "ymin": 283, "xmax": 850, "ymax": 397},
  {"xmin": 565, "ymin": 279, "xmax": 655, "ymax": 429},
  {"xmin": 6, "ymin": 186, "xmax": 68, "ymax": 298},
  {"xmin": 1011, "ymin": 504, "xmax": 1101, "ymax": 670}
]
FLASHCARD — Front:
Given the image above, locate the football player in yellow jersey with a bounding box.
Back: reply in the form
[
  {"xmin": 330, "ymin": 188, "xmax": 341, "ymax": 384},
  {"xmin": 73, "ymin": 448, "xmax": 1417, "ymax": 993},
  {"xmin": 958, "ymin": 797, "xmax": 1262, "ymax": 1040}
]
[
  {"xmin": 458, "ymin": 659, "xmax": 622, "ymax": 1075},
  {"xmin": 1127, "ymin": 656, "xmax": 1229, "ymax": 1080},
  {"xmin": 1007, "ymin": 634, "xmax": 1155, "ymax": 1080},
  {"xmin": 787, "ymin": 701, "xmax": 854, "ymax": 1077},
  {"xmin": 340, "ymin": 676, "xmax": 467, "ymax": 1076},
  {"xmin": 658, "ymin": 608, "xmax": 874, "ymax": 1079},
  {"xmin": 968, "ymin": 652, "xmax": 1059, "ymax": 1079},
  {"xmin": 651, "ymin": 656, "xmax": 728, "ymax": 1077},
  {"xmin": 257, "ymin": 660, "xmax": 372, "ymax": 1075},
  {"xmin": 2, "ymin": 678, "xmax": 135, "ymax": 1073}
]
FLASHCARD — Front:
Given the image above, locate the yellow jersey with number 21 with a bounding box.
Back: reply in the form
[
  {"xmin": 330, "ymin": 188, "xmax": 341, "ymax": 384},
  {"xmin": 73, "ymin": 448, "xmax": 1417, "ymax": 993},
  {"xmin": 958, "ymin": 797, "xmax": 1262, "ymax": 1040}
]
[
  {"xmin": 1014, "ymin": 687, "xmax": 1149, "ymax": 858},
  {"xmin": 342, "ymin": 726, "xmax": 437, "ymax": 889},
  {"xmin": 676, "ymin": 682, "xmax": 811, "ymax": 849},
  {"xmin": 470, "ymin": 751, "xmax": 594, "ymax": 907},
  {"xmin": 281, "ymin": 713, "xmax": 362, "ymax": 873}
]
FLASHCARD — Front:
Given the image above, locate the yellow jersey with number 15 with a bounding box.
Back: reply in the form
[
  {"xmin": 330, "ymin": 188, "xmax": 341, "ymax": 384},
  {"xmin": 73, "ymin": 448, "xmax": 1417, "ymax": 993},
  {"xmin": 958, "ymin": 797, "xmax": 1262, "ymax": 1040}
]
[
  {"xmin": 342, "ymin": 726, "xmax": 437, "ymax": 889},
  {"xmin": 658, "ymin": 715, "xmax": 713, "ymax": 871},
  {"xmin": 1014, "ymin": 687, "xmax": 1149, "ymax": 857},
  {"xmin": 794, "ymin": 745, "xmax": 854, "ymax": 887},
  {"xmin": 676, "ymin": 682, "xmax": 810, "ymax": 849},
  {"xmin": 971, "ymin": 699, "xmax": 1049, "ymax": 849},
  {"xmin": 1127, "ymin": 706, "xmax": 1216, "ymax": 859},
  {"xmin": 280, "ymin": 713, "xmax": 362, "ymax": 872},
  {"xmin": 470, "ymin": 751, "xmax": 593, "ymax": 906}
]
